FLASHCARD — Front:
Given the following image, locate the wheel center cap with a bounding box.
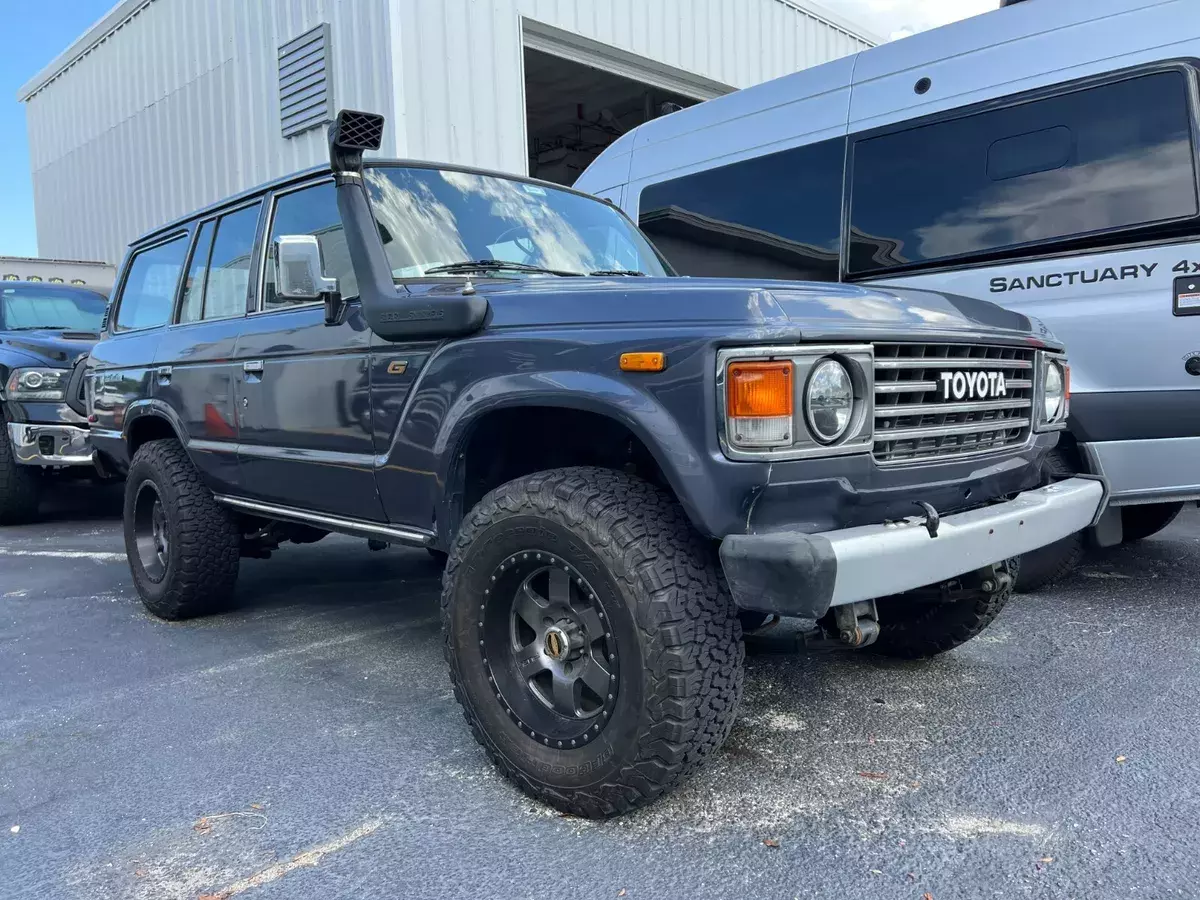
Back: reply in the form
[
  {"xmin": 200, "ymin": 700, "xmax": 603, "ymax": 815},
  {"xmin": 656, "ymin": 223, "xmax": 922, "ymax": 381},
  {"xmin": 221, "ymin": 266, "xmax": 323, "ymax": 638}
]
[{"xmin": 544, "ymin": 626, "xmax": 570, "ymax": 660}]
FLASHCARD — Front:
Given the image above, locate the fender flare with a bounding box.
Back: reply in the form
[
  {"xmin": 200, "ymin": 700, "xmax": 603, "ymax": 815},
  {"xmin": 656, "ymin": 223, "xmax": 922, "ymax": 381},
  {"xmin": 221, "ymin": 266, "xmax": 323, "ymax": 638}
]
[
  {"xmin": 433, "ymin": 370, "xmax": 713, "ymax": 536},
  {"xmin": 123, "ymin": 398, "xmax": 189, "ymax": 448}
]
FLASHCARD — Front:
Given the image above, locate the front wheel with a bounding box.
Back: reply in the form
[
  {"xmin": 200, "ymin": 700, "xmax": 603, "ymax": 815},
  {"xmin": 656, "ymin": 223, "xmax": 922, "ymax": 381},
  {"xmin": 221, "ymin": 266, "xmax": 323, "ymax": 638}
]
[
  {"xmin": 124, "ymin": 439, "xmax": 241, "ymax": 620},
  {"xmin": 0, "ymin": 419, "xmax": 41, "ymax": 525},
  {"xmin": 442, "ymin": 467, "xmax": 743, "ymax": 818},
  {"xmin": 1120, "ymin": 502, "xmax": 1184, "ymax": 543}
]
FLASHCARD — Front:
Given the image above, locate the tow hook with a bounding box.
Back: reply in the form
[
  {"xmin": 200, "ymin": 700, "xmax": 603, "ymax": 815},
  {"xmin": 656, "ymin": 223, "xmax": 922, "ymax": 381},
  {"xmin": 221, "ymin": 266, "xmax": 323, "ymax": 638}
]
[
  {"xmin": 913, "ymin": 501, "xmax": 940, "ymax": 538},
  {"xmin": 832, "ymin": 600, "xmax": 880, "ymax": 649}
]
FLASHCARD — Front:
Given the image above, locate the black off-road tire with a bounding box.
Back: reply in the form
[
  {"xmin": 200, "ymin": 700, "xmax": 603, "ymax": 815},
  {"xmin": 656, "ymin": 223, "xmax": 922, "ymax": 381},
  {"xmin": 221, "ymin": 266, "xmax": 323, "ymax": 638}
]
[
  {"xmin": 1014, "ymin": 449, "xmax": 1084, "ymax": 592},
  {"xmin": 0, "ymin": 416, "xmax": 41, "ymax": 525},
  {"xmin": 1120, "ymin": 502, "xmax": 1184, "ymax": 544},
  {"xmin": 442, "ymin": 467, "xmax": 744, "ymax": 818},
  {"xmin": 868, "ymin": 559, "xmax": 1018, "ymax": 659},
  {"xmin": 124, "ymin": 439, "xmax": 241, "ymax": 620}
]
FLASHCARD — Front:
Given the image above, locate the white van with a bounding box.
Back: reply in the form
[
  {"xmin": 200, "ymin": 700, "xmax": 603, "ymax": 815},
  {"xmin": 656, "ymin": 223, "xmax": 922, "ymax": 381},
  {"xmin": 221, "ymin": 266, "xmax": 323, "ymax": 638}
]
[{"xmin": 575, "ymin": 0, "xmax": 1200, "ymax": 588}]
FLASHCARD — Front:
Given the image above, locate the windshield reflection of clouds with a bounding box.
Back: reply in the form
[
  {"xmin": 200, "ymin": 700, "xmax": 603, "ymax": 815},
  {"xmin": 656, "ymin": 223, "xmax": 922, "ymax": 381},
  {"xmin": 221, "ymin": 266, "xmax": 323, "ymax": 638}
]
[
  {"xmin": 367, "ymin": 168, "xmax": 613, "ymax": 276},
  {"xmin": 366, "ymin": 170, "xmax": 470, "ymax": 272},
  {"xmin": 917, "ymin": 140, "xmax": 1195, "ymax": 260},
  {"xmin": 438, "ymin": 170, "xmax": 600, "ymax": 273}
]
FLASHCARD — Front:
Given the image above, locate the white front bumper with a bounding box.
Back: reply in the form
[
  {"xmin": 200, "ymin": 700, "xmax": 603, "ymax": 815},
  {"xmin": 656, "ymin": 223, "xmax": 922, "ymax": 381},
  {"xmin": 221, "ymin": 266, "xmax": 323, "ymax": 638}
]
[{"xmin": 825, "ymin": 477, "xmax": 1105, "ymax": 607}]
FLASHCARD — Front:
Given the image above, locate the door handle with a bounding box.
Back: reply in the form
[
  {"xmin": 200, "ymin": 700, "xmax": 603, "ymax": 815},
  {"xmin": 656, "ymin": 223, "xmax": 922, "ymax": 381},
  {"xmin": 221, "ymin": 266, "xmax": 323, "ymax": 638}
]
[
  {"xmin": 243, "ymin": 360, "xmax": 265, "ymax": 376},
  {"xmin": 155, "ymin": 366, "xmax": 172, "ymax": 385}
]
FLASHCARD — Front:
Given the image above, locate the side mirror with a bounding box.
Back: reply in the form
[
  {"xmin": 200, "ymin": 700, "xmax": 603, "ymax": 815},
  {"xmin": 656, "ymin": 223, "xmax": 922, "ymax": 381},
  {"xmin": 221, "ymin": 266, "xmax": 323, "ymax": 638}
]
[{"xmin": 274, "ymin": 235, "xmax": 345, "ymax": 325}]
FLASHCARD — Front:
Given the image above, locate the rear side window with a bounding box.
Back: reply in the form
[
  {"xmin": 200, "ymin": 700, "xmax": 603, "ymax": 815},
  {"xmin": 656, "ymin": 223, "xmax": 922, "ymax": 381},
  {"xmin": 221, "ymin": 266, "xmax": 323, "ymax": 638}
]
[
  {"xmin": 178, "ymin": 204, "xmax": 261, "ymax": 323},
  {"xmin": 115, "ymin": 234, "xmax": 189, "ymax": 331},
  {"xmin": 637, "ymin": 137, "xmax": 844, "ymax": 282},
  {"xmin": 263, "ymin": 182, "xmax": 356, "ymax": 311},
  {"xmin": 848, "ymin": 70, "xmax": 1199, "ymax": 275},
  {"xmin": 178, "ymin": 220, "xmax": 215, "ymax": 324}
]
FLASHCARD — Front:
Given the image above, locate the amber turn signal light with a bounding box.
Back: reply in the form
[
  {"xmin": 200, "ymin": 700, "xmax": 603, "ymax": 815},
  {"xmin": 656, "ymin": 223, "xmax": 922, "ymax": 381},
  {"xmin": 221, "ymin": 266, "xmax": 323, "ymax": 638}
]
[
  {"xmin": 620, "ymin": 352, "xmax": 666, "ymax": 372},
  {"xmin": 726, "ymin": 361, "xmax": 794, "ymax": 418}
]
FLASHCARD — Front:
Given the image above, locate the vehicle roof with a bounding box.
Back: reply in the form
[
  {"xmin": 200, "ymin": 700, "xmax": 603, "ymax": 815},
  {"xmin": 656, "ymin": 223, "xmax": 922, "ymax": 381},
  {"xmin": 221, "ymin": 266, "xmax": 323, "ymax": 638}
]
[
  {"xmin": 0, "ymin": 280, "xmax": 108, "ymax": 298},
  {"xmin": 577, "ymin": 0, "xmax": 1181, "ymax": 192},
  {"xmin": 131, "ymin": 159, "xmax": 610, "ymax": 250}
]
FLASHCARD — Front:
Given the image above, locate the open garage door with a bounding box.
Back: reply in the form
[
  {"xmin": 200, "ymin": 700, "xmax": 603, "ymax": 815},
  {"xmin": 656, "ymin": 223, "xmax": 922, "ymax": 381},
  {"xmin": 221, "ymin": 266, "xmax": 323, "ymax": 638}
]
[{"xmin": 522, "ymin": 20, "xmax": 733, "ymax": 186}]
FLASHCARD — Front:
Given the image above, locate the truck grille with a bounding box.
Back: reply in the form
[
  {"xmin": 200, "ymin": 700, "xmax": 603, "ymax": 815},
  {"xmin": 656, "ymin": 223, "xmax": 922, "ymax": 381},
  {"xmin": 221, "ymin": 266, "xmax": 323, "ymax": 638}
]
[{"xmin": 873, "ymin": 343, "xmax": 1035, "ymax": 465}]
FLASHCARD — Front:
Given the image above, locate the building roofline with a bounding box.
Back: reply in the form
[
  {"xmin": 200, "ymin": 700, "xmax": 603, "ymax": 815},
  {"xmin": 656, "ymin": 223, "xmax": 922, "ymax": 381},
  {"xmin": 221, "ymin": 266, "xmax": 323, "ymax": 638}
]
[
  {"xmin": 17, "ymin": 0, "xmax": 145, "ymax": 102},
  {"xmin": 20, "ymin": 0, "xmax": 882, "ymax": 103},
  {"xmin": 0, "ymin": 255, "xmax": 113, "ymax": 267},
  {"xmin": 775, "ymin": 0, "xmax": 884, "ymax": 46}
]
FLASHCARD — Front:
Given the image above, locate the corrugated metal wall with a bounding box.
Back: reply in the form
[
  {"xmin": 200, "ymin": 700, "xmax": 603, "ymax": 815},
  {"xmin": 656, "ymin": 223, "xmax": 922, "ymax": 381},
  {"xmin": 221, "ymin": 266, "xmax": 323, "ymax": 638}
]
[
  {"xmin": 24, "ymin": 0, "xmax": 396, "ymax": 264},
  {"xmin": 395, "ymin": 0, "xmax": 871, "ymax": 174},
  {"xmin": 22, "ymin": 0, "xmax": 871, "ymax": 263}
]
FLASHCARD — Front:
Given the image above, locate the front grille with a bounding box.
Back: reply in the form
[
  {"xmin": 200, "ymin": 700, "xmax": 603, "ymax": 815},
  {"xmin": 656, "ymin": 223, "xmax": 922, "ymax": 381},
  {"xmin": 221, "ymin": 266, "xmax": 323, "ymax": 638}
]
[{"xmin": 873, "ymin": 343, "xmax": 1035, "ymax": 465}]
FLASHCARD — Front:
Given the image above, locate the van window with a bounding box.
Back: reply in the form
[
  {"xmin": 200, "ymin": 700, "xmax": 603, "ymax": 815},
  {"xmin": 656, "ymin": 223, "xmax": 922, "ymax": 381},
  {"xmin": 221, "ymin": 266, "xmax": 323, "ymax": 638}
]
[
  {"xmin": 263, "ymin": 182, "xmax": 356, "ymax": 311},
  {"xmin": 115, "ymin": 234, "xmax": 189, "ymax": 331},
  {"xmin": 848, "ymin": 70, "xmax": 1199, "ymax": 276},
  {"xmin": 637, "ymin": 137, "xmax": 844, "ymax": 282}
]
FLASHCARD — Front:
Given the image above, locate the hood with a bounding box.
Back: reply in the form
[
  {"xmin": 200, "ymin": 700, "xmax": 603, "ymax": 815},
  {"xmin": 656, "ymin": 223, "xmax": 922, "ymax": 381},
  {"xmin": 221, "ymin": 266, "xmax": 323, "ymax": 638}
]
[
  {"xmin": 0, "ymin": 329, "xmax": 98, "ymax": 368},
  {"xmin": 447, "ymin": 276, "xmax": 1054, "ymax": 344}
]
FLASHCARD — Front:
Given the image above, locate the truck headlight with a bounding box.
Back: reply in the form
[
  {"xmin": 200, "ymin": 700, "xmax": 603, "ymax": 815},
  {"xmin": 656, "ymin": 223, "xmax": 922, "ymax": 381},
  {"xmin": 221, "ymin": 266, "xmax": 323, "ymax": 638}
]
[
  {"xmin": 1043, "ymin": 361, "xmax": 1064, "ymax": 420},
  {"xmin": 805, "ymin": 359, "xmax": 854, "ymax": 443},
  {"xmin": 719, "ymin": 345, "xmax": 874, "ymax": 460},
  {"xmin": 4, "ymin": 367, "xmax": 70, "ymax": 402}
]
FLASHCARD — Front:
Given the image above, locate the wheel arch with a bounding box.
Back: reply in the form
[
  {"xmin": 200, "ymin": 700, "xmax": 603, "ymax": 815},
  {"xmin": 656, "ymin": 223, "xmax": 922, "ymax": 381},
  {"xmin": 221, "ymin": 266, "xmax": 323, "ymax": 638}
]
[{"xmin": 434, "ymin": 374, "xmax": 704, "ymax": 545}]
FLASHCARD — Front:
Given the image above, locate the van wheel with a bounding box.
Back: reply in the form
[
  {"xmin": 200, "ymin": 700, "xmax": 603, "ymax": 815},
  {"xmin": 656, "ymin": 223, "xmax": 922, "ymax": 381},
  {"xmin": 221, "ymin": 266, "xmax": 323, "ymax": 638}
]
[
  {"xmin": 1014, "ymin": 449, "xmax": 1084, "ymax": 592},
  {"xmin": 868, "ymin": 559, "xmax": 1017, "ymax": 659},
  {"xmin": 442, "ymin": 467, "xmax": 743, "ymax": 818},
  {"xmin": 0, "ymin": 422, "xmax": 41, "ymax": 525},
  {"xmin": 1120, "ymin": 502, "xmax": 1184, "ymax": 543},
  {"xmin": 124, "ymin": 439, "xmax": 241, "ymax": 620}
]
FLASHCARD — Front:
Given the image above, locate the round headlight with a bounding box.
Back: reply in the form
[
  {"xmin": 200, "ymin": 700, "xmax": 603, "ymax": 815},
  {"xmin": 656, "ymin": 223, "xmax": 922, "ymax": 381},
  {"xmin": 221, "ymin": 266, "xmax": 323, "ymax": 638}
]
[
  {"xmin": 806, "ymin": 359, "xmax": 854, "ymax": 443},
  {"xmin": 22, "ymin": 371, "xmax": 45, "ymax": 390},
  {"xmin": 1044, "ymin": 361, "xmax": 1064, "ymax": 421}
]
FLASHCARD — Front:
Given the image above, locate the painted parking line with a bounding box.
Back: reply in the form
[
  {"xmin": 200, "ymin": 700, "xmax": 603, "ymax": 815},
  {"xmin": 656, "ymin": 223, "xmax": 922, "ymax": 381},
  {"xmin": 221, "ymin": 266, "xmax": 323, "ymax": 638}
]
[{"xmin": 0, "ymin": 548, "xmax": 126, "ymax": 562}]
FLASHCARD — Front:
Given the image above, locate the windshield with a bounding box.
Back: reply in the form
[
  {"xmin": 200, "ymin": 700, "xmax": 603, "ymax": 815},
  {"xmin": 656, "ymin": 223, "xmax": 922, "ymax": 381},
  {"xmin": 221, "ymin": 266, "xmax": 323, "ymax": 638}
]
[
  {"xmin": 365, "ymin": 166, "xmax": 670, "ymax": 278},
  {"xmin": 0, "ymin": 285, "xmax": 106, "ymax": 331}
]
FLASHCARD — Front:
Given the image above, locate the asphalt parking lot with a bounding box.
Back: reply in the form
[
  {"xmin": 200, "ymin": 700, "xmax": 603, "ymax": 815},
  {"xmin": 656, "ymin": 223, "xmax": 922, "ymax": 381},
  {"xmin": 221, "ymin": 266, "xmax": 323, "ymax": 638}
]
[{"xmin": 2, "ymin": 488, "xmax": 1199, "ymax": 900}]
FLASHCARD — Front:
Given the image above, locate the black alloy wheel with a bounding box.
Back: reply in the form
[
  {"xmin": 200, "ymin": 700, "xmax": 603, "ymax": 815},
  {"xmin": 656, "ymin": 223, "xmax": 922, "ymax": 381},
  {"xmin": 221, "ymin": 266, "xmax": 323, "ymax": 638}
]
[
  {"xmin": 481, "ymin": 553, "xmax": 618, "ymax": 749},
  {"xmin": 132, "ymin": 480, "xmax": 170, "ymax": 582}
]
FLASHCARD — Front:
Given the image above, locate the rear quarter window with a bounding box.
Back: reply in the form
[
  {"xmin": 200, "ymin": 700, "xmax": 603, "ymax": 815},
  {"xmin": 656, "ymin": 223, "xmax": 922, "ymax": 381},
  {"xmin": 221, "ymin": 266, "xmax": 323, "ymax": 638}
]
[{"xmin": 115, "ymin": 234, "xmax": 190, "ymax": 331}]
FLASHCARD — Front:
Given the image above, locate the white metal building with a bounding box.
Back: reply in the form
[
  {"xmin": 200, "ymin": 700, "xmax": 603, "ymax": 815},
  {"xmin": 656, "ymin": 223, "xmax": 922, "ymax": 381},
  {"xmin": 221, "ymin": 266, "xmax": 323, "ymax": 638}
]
[{"xmin": 18, "ymin": 0, "xmax": 875, "ymax": 265}]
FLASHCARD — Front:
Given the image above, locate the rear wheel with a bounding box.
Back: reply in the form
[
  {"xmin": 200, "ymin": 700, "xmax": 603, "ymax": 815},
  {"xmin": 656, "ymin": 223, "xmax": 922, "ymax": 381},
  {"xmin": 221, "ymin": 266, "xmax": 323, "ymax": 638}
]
[
  {"xmin": 124, "ymin": 439, "xmax": 241, "ymax": 620},
  {"xmin": 868, "ymin": 559, "xmax": 1017, "ymax": 659},
  {"xmin": 1120, "ymin": 502, "xmax": 1184, "ymax": 543},
  {"xmin": 1015, "ymin": 449, "xmax": 1084, "ymax": 592},
  {"xmin": 0, "ymin": 417, "xmax": 41, "ymax": 525},
  {"xmin": 443, "ymin": 467, "xmax": 743, "ymax": 817}
]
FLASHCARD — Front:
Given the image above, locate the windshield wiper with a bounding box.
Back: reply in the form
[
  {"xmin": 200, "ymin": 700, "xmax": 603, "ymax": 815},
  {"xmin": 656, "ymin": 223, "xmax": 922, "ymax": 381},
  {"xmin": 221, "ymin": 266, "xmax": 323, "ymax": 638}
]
[
  {"xmin": 421, "ymin": 260, "xmax": 582, "ymax": 277},
  {"xmin": 588, "ymin": 269, "xmax": 647, "ymax": 276}
]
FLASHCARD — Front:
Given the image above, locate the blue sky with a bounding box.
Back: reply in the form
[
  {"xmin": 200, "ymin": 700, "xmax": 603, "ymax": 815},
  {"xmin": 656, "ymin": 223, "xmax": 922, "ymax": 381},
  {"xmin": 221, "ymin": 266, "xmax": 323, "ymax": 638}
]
[{"xmin": 0, "ymin": 1, "xmax": 113, "ymax": 257}]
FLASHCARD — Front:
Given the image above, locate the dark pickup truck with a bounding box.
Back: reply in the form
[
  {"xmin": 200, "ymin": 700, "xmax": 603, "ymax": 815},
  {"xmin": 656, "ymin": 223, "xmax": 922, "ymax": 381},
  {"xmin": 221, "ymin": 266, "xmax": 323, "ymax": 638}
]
[
  {"xmin": 1, "ymin": 281, "xmax": 108, "ymax": 523},
  {"xmin": 87, "ymin": 111, "xmax": 1103, "ymax": 817}
]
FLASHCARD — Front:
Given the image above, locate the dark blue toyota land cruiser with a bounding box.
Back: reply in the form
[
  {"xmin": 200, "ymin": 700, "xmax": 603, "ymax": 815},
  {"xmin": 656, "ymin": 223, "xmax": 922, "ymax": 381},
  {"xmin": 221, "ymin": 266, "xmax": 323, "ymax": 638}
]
[{"xmin": 87, "ymin": 111, "xmax": 1103, "ymax": 817}]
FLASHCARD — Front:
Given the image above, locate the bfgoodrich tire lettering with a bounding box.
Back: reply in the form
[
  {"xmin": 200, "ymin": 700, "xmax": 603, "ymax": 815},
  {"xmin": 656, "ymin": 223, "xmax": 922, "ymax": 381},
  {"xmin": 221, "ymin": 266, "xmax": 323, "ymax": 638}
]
[
  {"xmin": 123, "ymin": 439, "xmax": 240, "ymax": 619},
  {"xmin": 442, "ymin": 467, "xmax": 744, "ymax": 818}
]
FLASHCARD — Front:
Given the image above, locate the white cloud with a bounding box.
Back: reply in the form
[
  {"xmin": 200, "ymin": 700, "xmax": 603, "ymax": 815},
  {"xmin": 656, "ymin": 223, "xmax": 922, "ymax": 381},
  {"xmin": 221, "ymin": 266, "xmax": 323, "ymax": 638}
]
[{"xmin": 815, "ymin": 0, "xmax": 999, "ymax": 41}]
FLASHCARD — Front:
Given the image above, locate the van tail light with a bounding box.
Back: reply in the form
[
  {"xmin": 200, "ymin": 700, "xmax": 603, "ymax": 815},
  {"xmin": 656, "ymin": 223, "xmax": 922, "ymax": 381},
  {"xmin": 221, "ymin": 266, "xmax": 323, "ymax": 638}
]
[{"xmin": 726, "ymin": 361, "xmax": 794, "ymax": 446}]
